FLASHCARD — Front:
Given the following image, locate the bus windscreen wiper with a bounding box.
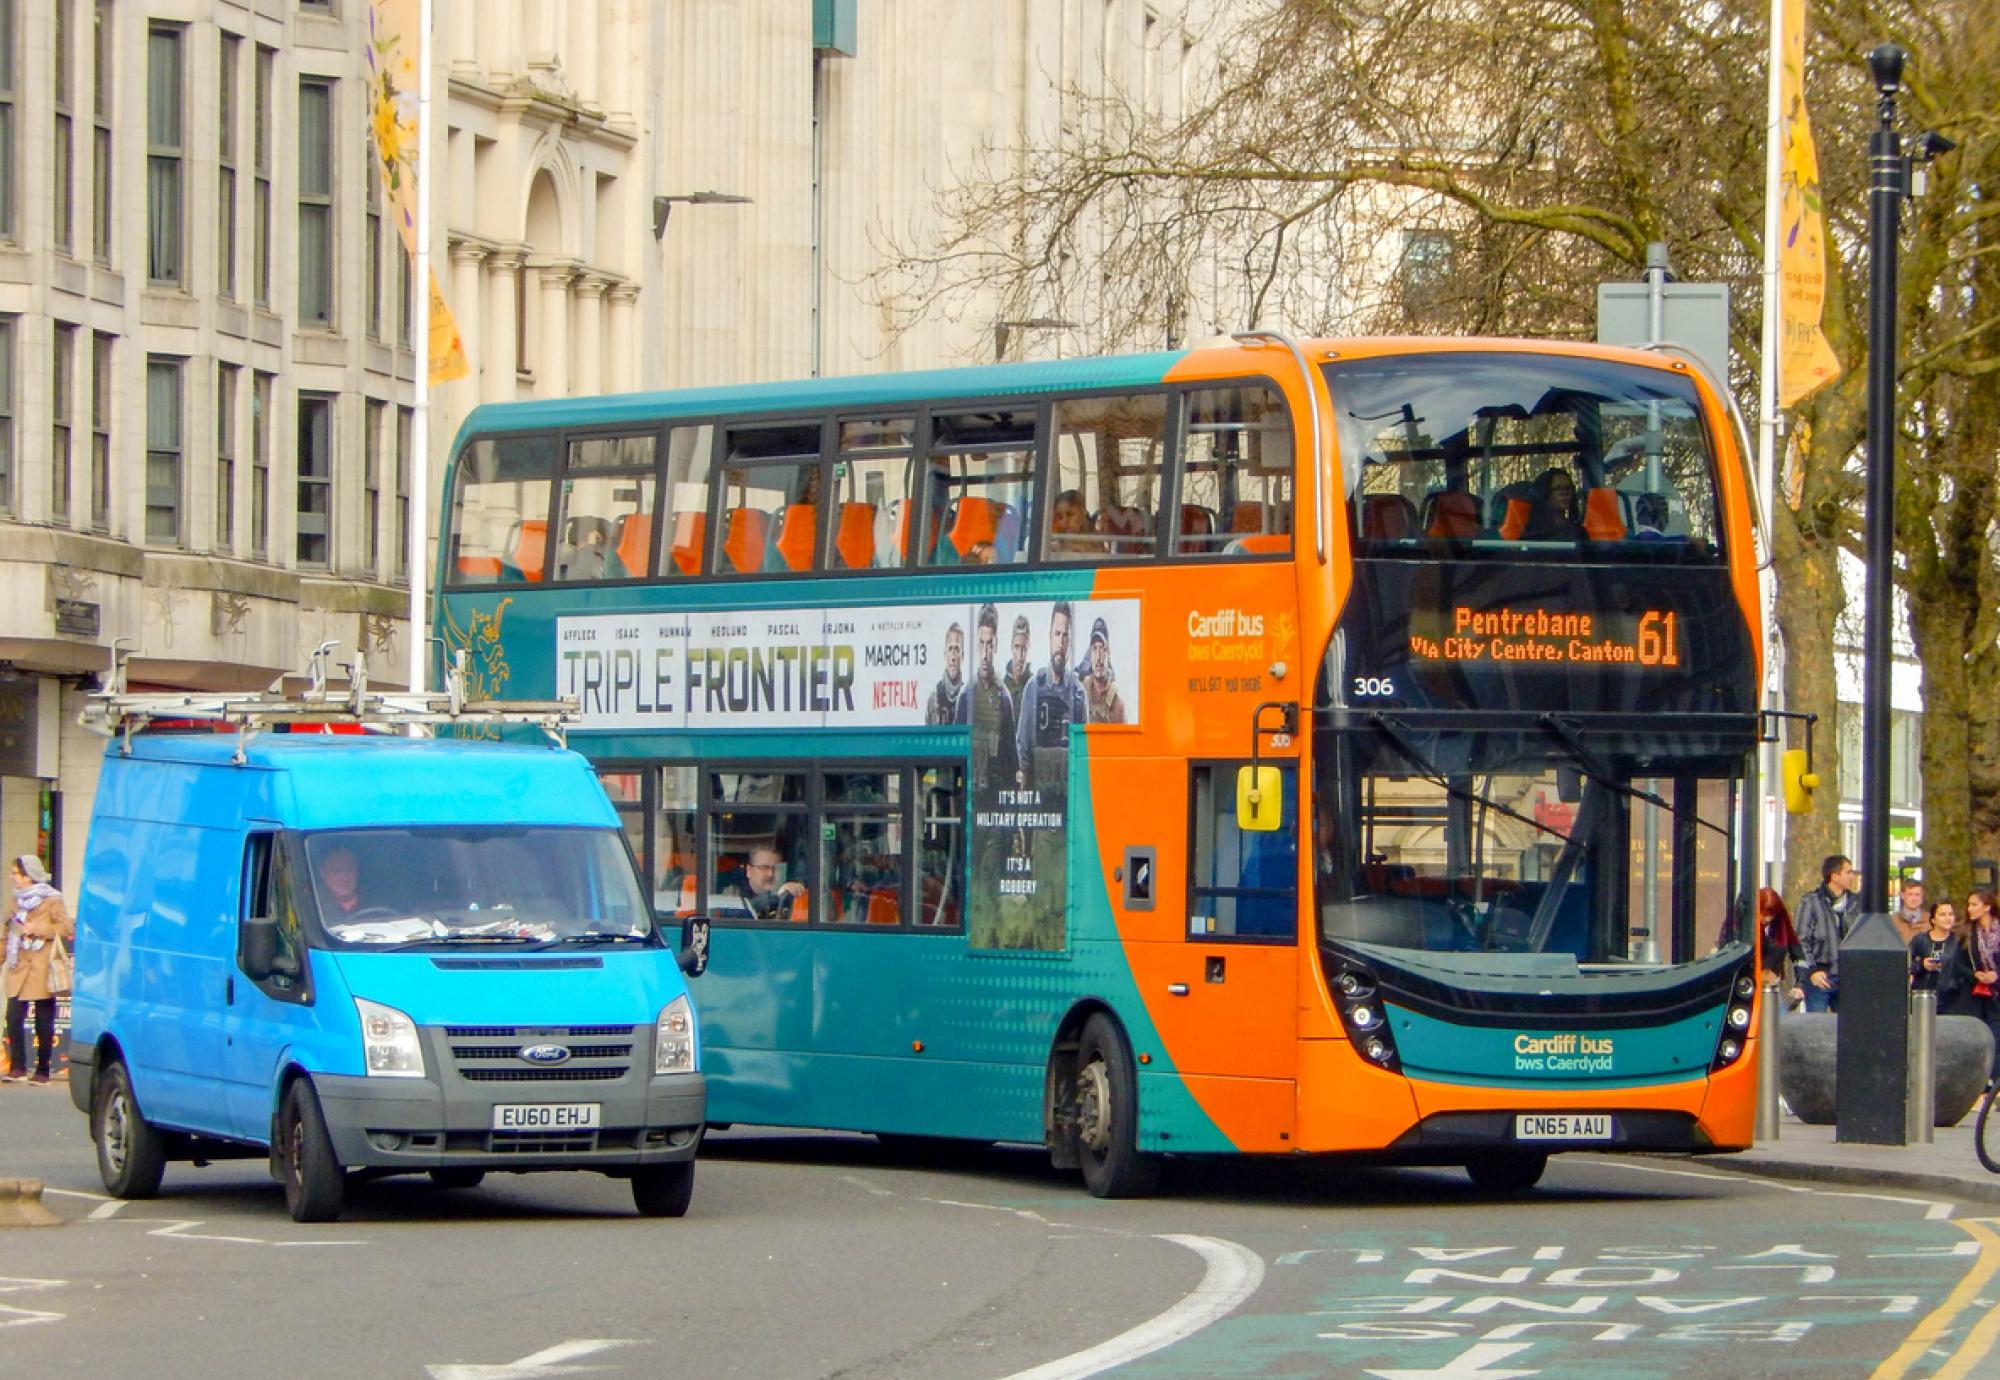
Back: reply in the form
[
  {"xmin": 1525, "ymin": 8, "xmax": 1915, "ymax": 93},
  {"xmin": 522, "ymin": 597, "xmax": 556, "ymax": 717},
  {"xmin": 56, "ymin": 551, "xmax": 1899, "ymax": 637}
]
[
  {"xmin": 1365, "ymin": 713, "xmax": 1576, "ymax": 847},
  {"xmin": 1537, "ymin": 714, "xmax": 1730, "ymax": 841}
]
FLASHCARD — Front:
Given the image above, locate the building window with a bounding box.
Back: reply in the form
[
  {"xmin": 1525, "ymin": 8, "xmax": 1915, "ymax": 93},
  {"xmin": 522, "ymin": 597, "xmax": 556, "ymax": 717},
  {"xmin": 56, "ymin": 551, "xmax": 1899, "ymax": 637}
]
[
  {"xmin": 145, "ymin": 24, "xmax": 185, "ymax": 286},
  {"xmin": 92, "ymin": 0, "xmax": 111, "ymax": 263},
  {"xmin": 0, "ymin": 318, "xmax": 13, "ymax": 513},
  {"xmin": 51, "ymin": 325, "xmax": 74, "ymax": 523},
  {"xmin": 296, "ymin": 391, "xmax": 333, "ymax": 567},
  {"xmin": 1399, "ymin": 229, "xmax": 1458, "ymax": 322},
  {"xmin": 251, "ymin": 370, "xmax": 271, "ymax": 557},
  {"xmin": 253, "ymin": 45, "xmax": 273, "ymax": 307},
  {"xmin": 216, "ymin": 363, "xmax": 238, "ymax": 553},
  {"xmin": 89, "ymin": 332, "xmax": 109, "ymax": 529},
  {"xmin": 394, "ymin": 405, "xmax": 411, "ymax": 582},
  {"xmin": 396, "ymin": 243, "xmax": 412, "ymax": 347},
  {"xmin": 363, "ymin": 398, "xmax": 384, "ymax": 572},
  {"xmin": 54, "ymin": 0, "xmax": 73, "ymax": 254},
  {"xmin": 297, "ymin": 78, "xmax": 334, "ymax": 326},
  {"xmin": 217, "ymin": 33, "xmax": 239, "ymax": 300},
  {"xmin": 145, "ymin": 356, "xmax": 184, "ymax": 544},
  {"xmin": 365, "ymin": 137, "xmax": 383, "ymax": 340}
]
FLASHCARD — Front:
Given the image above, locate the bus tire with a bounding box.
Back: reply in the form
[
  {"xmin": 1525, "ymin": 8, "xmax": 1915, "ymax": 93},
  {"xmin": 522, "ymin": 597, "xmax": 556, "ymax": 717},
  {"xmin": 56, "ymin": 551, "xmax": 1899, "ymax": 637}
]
[
  {"xmin": 1074, "ymin": 1013, "xmax": 1161, "ymax": 1198},
  {"xmin": 93, "ymin": 1059, "xmax": 167, "ymax": 1200},
  {"xmin": 1465, "ymin": 1150, "xmax": 1548, "ymax": 1194},
  {"xmin": 631, "ymin": 1161, "xmax": 695, "ymax": 1218},
  {"xmin": 279, "ymin": 1079, "xmax": 349, "ymax": 1223}
]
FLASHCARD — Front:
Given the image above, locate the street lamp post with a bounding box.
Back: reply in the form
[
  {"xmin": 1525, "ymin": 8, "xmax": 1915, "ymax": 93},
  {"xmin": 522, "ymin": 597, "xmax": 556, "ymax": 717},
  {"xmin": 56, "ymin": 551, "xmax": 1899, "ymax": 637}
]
[{"xmin": 993, "ymin": 317, "xmax": 1077, "ymax": 362}]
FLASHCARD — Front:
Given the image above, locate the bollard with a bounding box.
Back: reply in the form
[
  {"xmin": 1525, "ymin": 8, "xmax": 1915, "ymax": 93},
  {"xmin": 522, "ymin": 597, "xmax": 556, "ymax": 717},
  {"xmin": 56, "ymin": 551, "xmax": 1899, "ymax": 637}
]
[
  {"xmin": 1756, "ymin": 975, "xmax": 1782, "ymax": 1141},
  {"xmin": 1907, "ymin": 988, "xmax": 1937, "ymax": 1144},
  {"xmin": 1836, "ymin": 913, "xmax": 1911, "ymax": 1144},
  {"xmin": 0, "ymin": 1178, "xmax": 63, "ymax": 1229}
]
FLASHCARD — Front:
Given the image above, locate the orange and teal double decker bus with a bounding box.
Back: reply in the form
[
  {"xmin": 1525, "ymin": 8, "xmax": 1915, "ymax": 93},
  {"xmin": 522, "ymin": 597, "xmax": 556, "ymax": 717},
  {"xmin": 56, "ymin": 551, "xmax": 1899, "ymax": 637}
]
[{"xmin": 433, "ymin": 334, "xmax": 1764, "ymax": 1195}]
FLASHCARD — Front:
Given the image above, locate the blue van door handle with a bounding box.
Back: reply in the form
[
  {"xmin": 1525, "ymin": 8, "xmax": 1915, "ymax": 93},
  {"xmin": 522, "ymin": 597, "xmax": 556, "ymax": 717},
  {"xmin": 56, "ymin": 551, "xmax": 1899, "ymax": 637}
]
[{"xmin": 225, "ymin": 976, "xmax": 235, "ymax": 1005}]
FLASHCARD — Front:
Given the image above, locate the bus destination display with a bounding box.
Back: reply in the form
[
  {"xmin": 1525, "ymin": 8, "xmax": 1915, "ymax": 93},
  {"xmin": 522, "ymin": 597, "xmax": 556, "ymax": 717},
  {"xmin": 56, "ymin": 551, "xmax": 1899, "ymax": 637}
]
[{"xmin": 1407, "ymin": 605, "xmax": 1680, "ymax": 669}]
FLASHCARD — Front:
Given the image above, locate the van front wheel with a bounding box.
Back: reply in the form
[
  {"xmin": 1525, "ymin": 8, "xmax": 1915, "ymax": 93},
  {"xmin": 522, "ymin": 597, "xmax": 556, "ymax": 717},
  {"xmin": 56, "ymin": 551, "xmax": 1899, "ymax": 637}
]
[
  {"xmin": 280, "ymin": 1080, "xmax": 348, "ymax": 1223},
  {"xmin": 93, "ymin": 1060, "xmax": 166, "ymax": 1199},
  {"xmin": 631, "ymin": 1161, "xmax": 694, "ymax": 1218}
]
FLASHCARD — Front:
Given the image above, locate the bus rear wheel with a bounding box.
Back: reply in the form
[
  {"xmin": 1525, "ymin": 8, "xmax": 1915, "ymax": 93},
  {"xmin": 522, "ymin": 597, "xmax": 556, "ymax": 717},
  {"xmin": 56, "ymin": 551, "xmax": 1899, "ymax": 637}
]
[
  {"xmin": 1073, "ymin": 1014, "xmax": 1161, "ymax": 1199},
  {"xmin": 1465, "ymin": 1150, "xmax": 1548, "ymax": 1194}
]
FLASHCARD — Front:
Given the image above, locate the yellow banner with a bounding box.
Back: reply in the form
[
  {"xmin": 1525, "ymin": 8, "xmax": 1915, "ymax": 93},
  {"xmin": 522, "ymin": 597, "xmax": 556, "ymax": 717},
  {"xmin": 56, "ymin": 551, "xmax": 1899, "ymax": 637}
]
[
  {"xmin": 1776, "ymin": 0, "xmax": 1841, "ymax": 407},
  {"xmin": 368, "ymin": 0, "xmax": 469, "ymax": 385}
]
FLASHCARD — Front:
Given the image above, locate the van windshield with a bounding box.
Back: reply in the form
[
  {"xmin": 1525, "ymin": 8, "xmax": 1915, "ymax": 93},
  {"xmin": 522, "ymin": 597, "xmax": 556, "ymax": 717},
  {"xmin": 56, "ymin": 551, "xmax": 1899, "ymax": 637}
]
[{"xmin": 303, "ymin": 827, "xmax": 656, "ymax": 949}]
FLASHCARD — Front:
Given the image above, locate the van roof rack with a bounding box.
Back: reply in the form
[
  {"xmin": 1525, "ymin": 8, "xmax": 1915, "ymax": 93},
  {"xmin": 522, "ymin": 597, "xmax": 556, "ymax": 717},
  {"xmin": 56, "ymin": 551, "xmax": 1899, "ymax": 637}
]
[{"xmin": 80, "ymin": 641, "xmax": 579, "ymax": 761}]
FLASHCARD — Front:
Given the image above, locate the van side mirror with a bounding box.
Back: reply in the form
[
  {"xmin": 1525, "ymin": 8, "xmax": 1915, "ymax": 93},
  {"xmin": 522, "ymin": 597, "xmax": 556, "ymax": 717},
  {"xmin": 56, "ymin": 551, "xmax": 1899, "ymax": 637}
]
[
  {"xmin": 1236, "ymin": 765, "xmax": 1283, "ymax": 833},
  {"xmin": 242, "ymin": 915, "xmax": 278, "ymax": 980},
  {"xmin": 677, "ymin": 917, "xmax": 711, "ymax": 977}
]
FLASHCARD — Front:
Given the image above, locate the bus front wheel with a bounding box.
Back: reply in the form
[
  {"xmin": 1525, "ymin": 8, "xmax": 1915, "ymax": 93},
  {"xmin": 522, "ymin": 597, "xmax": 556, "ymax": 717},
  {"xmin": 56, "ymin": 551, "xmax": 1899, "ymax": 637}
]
[
  {"xmin": 1465, "ymin": 1150, "xmax": 1548, "ymax": 1194},
  {"xmin": 1073, "ymin": 1013, "xmax": 1161, "ymax": 1198}
]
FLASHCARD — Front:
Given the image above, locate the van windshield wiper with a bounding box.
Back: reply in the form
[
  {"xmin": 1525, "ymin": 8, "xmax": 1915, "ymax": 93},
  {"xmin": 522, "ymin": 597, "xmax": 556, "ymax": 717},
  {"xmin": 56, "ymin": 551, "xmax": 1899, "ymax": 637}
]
[
  {"xmin": 1538, "ymin": 714, "xmax": 1730, "ymax": 841},
  {"xmin": 1365, "ymin": 713, "xmax": 1576, "ymax": 847}
]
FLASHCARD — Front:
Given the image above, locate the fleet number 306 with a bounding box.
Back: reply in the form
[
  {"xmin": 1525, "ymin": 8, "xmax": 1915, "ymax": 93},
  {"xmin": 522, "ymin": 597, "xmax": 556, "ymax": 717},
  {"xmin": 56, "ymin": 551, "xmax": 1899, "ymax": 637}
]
[{"xmin": 1352, "ymin": 677, "xmax": 1397, "ymax": 698}]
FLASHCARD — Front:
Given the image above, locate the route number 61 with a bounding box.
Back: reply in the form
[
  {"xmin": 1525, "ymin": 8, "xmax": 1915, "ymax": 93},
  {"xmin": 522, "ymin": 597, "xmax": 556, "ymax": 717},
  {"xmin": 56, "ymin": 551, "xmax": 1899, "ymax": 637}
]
[{"xmin": 1352, "ymin": 676, "xmax": 1397, "ymax": 698}]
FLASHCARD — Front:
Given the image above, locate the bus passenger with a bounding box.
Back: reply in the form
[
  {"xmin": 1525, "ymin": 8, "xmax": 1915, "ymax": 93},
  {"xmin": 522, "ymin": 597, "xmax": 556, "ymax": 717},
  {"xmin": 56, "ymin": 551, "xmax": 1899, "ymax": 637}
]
[
  {"xmin": 1522, "ymin": 468, "xmax": 1586, "ymax": 541},
  {"xmin": 1048, "ymin": 490, "xmax": 1094, "ymax": 556},
  {"xmin": 1004, "ymin": 615, "xmax": 1033, "ymax": 702},
  {"xmin": 1082, "ymin": 617, "xmax": 1125, "ymax": 724},
  {"xmin": 925, "ymin": 622, "xmax": 966, "ymax": 725},
  {"xmin": 736, "ymin": 845, "xmax": 806, "ymax": 921},
  {"xmin": 1015, "ymin": 600, "xmax": 1084, "ymax": 791}
]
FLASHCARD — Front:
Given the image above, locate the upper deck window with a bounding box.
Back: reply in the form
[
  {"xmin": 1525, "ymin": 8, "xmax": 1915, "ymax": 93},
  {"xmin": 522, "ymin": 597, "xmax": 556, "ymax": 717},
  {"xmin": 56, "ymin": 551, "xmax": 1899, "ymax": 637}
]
[
  {"xmin": 556, "ymin": 433, "xmax": 656, "ymax": 581},
  {"xmin": 831, "ymin": 416, "xmax": 914, "ymax": 571},
  {"xmin": 919, "ymin": 408, "xmax": 1036, "ymax": 568},
  {"xmin": 1045, "ymin": 393, "xmax": 1168, "ymax": 562},
  {"xmin": 448, "ymin": 434, "xmax": 556, "ymax": 585},
  {"xmin": 717, "ymin": 423, "xmax": 823, "ymax": 576},
  {"xmin": 1177, "ymin": 385, "xmax": 1294, "ymax": 557},
  {"xmin": 1331, "ymin": 353, "xmax": 1722, "ymax": 562}
]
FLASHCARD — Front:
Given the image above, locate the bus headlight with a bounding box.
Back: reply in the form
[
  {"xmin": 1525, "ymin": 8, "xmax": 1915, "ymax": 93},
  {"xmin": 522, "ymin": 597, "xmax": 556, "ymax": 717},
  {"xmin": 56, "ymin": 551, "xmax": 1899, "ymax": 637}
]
[
  {"xmin": 355, "ymin": 997, "xmax": 425, "ymax": 1078},
  {"xmin": 1329, "ymin": 960, "xmax": 1401, "ymax": 1072},
  {"xmin": 1711, "ymin": 965, "xmax": 1755, "ymax": 1071},
  {"xmin": 655, "ymin": 995, "xmax": 696, "ymax": 1075}
]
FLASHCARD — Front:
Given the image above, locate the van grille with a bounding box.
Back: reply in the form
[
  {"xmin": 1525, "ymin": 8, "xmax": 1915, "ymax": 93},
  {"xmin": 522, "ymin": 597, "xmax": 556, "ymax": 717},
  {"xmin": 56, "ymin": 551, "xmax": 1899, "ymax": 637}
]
[
  {"xmin": 437, "ymin": 1025, "xmax": 641, "ymax": 1084},
  {"xmin": 489, "ymin": 1131, "xmax": 598, "ymax": 1154}
]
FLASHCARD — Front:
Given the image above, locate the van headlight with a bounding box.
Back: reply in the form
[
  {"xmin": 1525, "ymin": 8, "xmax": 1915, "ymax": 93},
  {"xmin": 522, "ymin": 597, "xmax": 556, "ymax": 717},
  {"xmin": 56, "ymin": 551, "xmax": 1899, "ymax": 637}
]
[
  {"xmin": 355, "ymin": 997, "xmax": 426, "ymax": 1078},
  {"xmin": 655, "ymin": 995, "xmax": 696, "ymax": 1075}
]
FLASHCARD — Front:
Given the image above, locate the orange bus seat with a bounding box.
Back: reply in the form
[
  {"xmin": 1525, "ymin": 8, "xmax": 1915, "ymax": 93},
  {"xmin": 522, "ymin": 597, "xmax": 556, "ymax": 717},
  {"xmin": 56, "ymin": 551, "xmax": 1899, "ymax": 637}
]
[
  {"xmin": 948, "ymin": 496, "xmax": 1003, "ymax": 559},
  {"xmin": 608, "ymin": 512, "xmax": 653, "ymax": 578},
  {"xmin": 1497, "ymin": 497, "xmax": 1533, "ymax": 541},
  {"xmin": 501, "ymin": 519, "xmax": 547, "ymax": 583},
  {"xmin": 457, "ymin": 554, "xmax": 503, "ymax": 580},
  {"xmin": 773, "ymin": 503, "xmax": 818, "ymax": 571},
  {"xmin": 787, "ymin": 890, "xmax": 808, "ymax": 922},
  {"xmin": 1179, "ymin": 504, "xmax": 1217, "ymax": 540},
  {"xmin": 670, "ymin": 511, "xmax": 706, "ymax": 576},
  {"xmin": 1423, "ymin": 490, "xmax": 1481, "ymax": 538},
  {"xmin": 1231, "ymin": 500, "xmax": 1266, "ymax": 533},
  {"xmin": 1582, "ymin": 486, "xmax": 1627, "ymax": 541},
  {"xmin": 722, "ymin": 508, "xmax": 770, "ymax": 574},
  {"xmin": 1361, "ymin": 493, "xmax": 1417, "ymax": 540},
  {"xmin": 1097, "ymin": 503, "xmax": 1152, "ymax": 554},
  {"xmin": 867, "ymin": 889, "xmax": 901, "ymax": 925},
  {"xmin": 834, "ymin": 502, "xmax": 877, "ymax": 569},
  {"xmin": 677, "ymin": 875, "xmax": 697, "ymax": 917},
  {"xmin": 1233, "ymin": 533, "xmax": 1290, "ymax": 555}
]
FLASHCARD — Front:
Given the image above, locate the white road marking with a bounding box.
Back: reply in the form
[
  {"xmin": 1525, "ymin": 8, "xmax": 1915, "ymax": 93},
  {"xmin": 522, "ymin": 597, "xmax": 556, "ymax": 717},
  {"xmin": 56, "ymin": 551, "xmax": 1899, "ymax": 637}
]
[
  {"xmin": 88, "ymin": 1201, "xmax": 129, "ymax": 1221},
  {"xmin": 1364, "ymin": 1341, "xmax": 1539, "ymax": 1379},
  {"xmin": 0, "ymin": 1305, "xmax": 63, "ymax": 1330},
  {"xmin": 1577, "ymin": 1158, "xmax": 1960, "ymax": 1220},
  {"xmin": 0, "ymin": 1278, "xmax": 66, "ymax": 1295},
  {"xmin": 426, "ymin": 1338, "xmax": 633, "ymax": 1379},
  {"xmin": 999, "ymin": 1233, "xmax": 1264, "ymax": 1380},
  {"xmin": 130, "ymin": 1218, "xmax": 364, "ymax": 1247}
]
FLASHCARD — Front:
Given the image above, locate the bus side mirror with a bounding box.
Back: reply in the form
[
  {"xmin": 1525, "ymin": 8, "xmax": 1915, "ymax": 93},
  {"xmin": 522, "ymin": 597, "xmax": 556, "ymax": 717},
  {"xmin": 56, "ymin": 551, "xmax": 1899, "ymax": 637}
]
[
  {"xmin": 677, "ymin": 917, "xmax": 711, "ymax": 977},
  {"xmin": 1236, "ymin": 765, "xmax": 1283, "ymax": 833},
  {"xmin": 1782, "ymin": 748, "xmax": 1819, "ymax": 815}
]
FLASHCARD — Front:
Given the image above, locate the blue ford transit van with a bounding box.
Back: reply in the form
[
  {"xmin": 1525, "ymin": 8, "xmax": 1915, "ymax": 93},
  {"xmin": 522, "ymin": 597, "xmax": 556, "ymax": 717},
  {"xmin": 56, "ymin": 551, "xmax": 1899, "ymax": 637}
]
[{"xmin": 67, "ymin": 731, "xmax": 708, "ymax": 1222}]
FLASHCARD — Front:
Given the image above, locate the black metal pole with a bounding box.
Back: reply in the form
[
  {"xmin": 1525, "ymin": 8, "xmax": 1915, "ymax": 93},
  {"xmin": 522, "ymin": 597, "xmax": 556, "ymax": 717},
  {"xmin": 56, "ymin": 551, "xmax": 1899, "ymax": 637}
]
[{"xmin": 1861, "ymin": 43, "xmax": 1905, "ymax": 909}]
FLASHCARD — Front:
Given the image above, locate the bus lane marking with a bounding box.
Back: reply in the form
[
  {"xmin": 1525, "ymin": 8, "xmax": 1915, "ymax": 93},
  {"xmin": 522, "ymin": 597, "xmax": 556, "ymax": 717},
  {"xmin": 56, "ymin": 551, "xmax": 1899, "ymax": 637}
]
[
  {"xmin": 999, "ymin": 1233, "xmax": 1265, "ymax": 1380},
  {"xmin": 1870, "ymin": 1217, "xmax": 2000, "ymax": 1380}
]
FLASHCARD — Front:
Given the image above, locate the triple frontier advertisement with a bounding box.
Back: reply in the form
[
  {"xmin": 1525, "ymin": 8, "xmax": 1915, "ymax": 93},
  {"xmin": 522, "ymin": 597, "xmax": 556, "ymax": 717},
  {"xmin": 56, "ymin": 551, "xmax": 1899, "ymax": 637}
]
[{"xmin": 555, "ymin": 597, "xmax": 1140, "ymax": 953}]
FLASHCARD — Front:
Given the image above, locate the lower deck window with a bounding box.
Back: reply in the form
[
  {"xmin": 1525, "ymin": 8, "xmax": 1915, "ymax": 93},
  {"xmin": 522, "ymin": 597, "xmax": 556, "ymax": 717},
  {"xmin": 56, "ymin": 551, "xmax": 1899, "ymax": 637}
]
[{"xmin": 1189, "ymin": 762, "xmax": 1298, "ymax": 939}]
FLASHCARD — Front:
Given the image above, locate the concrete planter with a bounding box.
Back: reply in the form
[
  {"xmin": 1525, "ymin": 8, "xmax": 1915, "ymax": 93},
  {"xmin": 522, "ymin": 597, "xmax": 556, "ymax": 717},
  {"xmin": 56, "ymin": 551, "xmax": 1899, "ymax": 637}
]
[{"xmin": 1777, "ymin": 1011, "xmax": 1994, "ymax": 1127}]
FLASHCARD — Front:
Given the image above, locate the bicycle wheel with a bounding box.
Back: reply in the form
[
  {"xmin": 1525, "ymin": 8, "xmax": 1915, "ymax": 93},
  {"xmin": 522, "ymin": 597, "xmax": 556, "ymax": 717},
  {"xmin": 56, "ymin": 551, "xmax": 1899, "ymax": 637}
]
[{"xmin": 1976, "ymin": 1077, "xmax": 2000, "ymax": 1175}]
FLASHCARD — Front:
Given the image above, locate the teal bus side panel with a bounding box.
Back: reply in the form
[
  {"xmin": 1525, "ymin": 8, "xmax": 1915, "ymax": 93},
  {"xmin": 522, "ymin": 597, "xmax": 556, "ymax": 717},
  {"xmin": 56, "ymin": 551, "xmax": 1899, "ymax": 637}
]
[
  {"xmin": 686, "ymin": 734, "xmax": 1233, "ymax": 1153},
  {"xmin": 1390, "ymin": 1004, "xmax": 1725, "ymax": 1090}
]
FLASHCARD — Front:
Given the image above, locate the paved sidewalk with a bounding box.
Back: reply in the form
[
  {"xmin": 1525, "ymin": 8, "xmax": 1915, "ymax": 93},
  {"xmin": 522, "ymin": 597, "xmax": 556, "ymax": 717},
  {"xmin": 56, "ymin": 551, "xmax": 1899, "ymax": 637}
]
[{"xmin": 1681, "ymin": 1110, "xmax": 2000, "ymax": 1204}]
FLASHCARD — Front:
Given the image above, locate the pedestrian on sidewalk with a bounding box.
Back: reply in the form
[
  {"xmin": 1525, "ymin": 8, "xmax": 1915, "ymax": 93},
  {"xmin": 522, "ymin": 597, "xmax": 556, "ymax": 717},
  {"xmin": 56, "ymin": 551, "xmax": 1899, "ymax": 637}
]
[
  {"xmin": 1757, "ymin": 887, "xmax": 1804, "ymax": 1005},
  {"xmin": 1910, "ymin": 898, "xmax": 1956, "ymax": 992},
  {"xmin": 1939, "ymin": 889, "xmax": 2000, "ymax": 1077},
  {"xmin": 4, "ymin": 854, "xmax": 73, "ymax": 1085},
  {"xmin": 1796, "ymin": 855, "xmax": 1857, "ymax": 1013},
  {"xmin": 1893, "ymin": 878, "xmax": 1927, "ymax": 945}
]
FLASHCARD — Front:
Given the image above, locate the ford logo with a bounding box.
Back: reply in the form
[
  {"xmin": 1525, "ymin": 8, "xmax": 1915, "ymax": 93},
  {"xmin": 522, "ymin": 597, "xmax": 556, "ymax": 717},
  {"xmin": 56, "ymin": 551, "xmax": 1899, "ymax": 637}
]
[{"xmin": 518, "ymin": 1043, "xmax": 572, "ymax": 1065}]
